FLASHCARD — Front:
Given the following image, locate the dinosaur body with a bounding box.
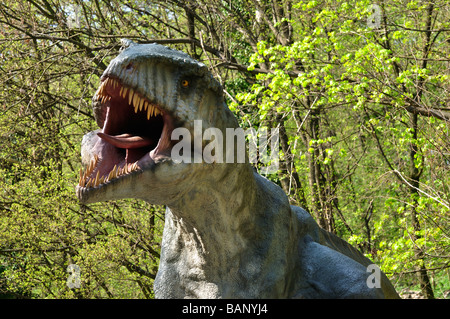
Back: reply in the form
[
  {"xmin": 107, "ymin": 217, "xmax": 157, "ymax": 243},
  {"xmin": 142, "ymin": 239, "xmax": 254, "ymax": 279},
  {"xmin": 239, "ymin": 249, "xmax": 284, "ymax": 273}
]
[{"xmin": 76, "ymin": 40, "xmax": 399, "ymax": 298}]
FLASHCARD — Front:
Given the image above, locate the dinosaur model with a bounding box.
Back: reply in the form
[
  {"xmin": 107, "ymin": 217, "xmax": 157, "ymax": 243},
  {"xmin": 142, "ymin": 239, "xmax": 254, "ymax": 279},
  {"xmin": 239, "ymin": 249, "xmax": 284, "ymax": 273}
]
[{"xmin": 76, "ymin": 40, "xmax": 400, "ymax": 298}]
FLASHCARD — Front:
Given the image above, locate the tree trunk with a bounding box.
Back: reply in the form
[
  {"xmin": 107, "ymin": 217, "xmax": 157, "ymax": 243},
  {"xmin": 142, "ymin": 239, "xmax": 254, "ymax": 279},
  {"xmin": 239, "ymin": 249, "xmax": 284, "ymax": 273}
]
[
  {"xmin": 275, "ymin": 114, "xmax": 308, "ymax": 209},
  {"xmin": 409, "ymin": 112, "xmax": 434, "ymax": 299},
  {"xmin": 306, "ymin": 110, "xmax": 335, "ymax": 232}
]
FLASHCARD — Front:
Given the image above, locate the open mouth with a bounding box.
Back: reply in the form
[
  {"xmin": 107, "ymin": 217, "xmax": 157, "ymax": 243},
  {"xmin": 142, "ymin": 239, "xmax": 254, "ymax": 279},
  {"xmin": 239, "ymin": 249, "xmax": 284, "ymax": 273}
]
[{"xmin": 78, "ymin": 76, "xmax": 176, "ymax": 189}]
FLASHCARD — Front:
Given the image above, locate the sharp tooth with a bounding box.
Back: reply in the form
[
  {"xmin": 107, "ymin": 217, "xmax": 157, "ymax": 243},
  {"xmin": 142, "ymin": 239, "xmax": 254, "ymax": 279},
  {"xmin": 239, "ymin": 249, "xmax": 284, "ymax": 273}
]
[
  {"xmin": 94, "ymin": 171, "xmax": 100, "ymax": 187},
  {"xmin": 87, "ymin": 161, "xmax": 93, "ymax": 175},
  {"xmin": 99, "ymin": 176, "xmax": 105, "ymax": 185},
  {"xmin": 108, "ymin": 165, "xmax": 116, "ymax": 180},
  {"xmin": 139, "ymin": 97, "xmax": 144, "ymax": 111},
  {"xmin": 154, "ymin": 108, "xmax": 160, "ymax": 116},
  {"xmin": 143, "ymin": 101, "xmax": 148, "ymax": 111},
  {"xmin": 133, "ymin": 93, "xmax": 139, "ymax": 112},
  {"xmin": 122, "ymin": 87, "xmax": 129, "ymax": 99},
  {"xmin": 119, "ymin": 86, "xmax": 124, "ymax": 96},
  {"xmin": 128, "ymin": 88, "xmax": 134, "ymax": 105},
  {"xmin": 108, "ymin": 169, "xmax": 114, "ymax": 181},
  {"xmin": 101, "ymin": 80, "xmax": 108, "ymax": 93},
  {"xmin": 98, "ymin": 83, "xmax": 105, "ymax": 95},
  {"xmin": 134, "ymin": 94, "xmax": 140, "ymax": 110},
  {"xmin": 147, "ymin": 106, "xmax": 151, "ymax": 120},
  {"xmin": 86, "ymin": 178, "xmax": 92, "ymax": 188}
]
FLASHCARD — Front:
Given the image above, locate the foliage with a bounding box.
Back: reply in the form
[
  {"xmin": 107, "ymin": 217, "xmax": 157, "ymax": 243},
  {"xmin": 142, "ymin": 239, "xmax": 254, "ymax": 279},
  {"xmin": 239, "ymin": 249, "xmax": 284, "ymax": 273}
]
[{"xmin": 0, "ymin": 0, "xmax": 449, "ymax": 298}]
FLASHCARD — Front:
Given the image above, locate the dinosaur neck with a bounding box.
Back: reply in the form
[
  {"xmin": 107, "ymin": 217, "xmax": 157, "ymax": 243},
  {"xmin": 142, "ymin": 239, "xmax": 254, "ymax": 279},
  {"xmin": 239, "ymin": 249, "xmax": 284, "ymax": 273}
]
[
  {"xmin": 169, "ymin": 163, "xmax": 257, "ymax": 240},
  {"xmin": 155, "ymin": 162, "xmax": 297, "ymax": 298}
]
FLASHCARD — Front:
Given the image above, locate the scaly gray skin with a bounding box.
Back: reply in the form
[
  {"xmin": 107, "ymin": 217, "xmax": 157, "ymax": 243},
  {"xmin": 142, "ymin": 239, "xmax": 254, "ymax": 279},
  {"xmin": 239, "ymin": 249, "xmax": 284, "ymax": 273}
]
[{"xmin": 76, "ymin": 40, "xmax": 400, "ymax": 299}]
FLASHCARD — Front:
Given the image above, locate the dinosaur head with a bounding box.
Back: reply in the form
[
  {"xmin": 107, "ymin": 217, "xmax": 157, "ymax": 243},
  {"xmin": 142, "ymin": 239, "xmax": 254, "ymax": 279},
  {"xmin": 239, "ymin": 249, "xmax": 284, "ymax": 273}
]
[{"xmin": 76, "ymin": 40, "xmax": 239, "ymax": 205}]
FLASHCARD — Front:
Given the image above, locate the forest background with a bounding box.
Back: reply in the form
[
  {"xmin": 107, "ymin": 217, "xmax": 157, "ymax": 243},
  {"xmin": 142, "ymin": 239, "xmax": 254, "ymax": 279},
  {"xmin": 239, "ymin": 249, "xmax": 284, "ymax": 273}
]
[{"xmin": 0, "ymin": 0, "xmax": 449, "ymax": 299}]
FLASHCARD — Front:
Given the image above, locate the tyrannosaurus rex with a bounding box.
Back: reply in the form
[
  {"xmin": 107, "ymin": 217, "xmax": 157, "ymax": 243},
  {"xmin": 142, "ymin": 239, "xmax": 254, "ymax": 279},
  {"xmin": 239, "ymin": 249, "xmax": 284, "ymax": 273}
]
[{"xmin": 76, "ymin": 40, "xmax": 400, "ymax": 299}]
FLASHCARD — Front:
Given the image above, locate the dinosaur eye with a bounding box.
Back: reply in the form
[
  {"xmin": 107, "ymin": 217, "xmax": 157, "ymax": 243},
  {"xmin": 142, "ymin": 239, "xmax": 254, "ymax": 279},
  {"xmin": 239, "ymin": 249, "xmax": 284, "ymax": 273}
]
[{"xmin": 181, "ymin": 79, "xmax": 190, "ymax": 88}]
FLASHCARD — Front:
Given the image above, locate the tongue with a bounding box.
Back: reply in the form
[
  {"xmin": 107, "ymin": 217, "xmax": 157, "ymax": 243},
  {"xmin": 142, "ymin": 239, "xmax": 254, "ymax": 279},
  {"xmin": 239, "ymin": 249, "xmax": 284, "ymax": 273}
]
[{"xmin": 97, "ymin": 132, "xmax": 154, "ymax": 149}]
